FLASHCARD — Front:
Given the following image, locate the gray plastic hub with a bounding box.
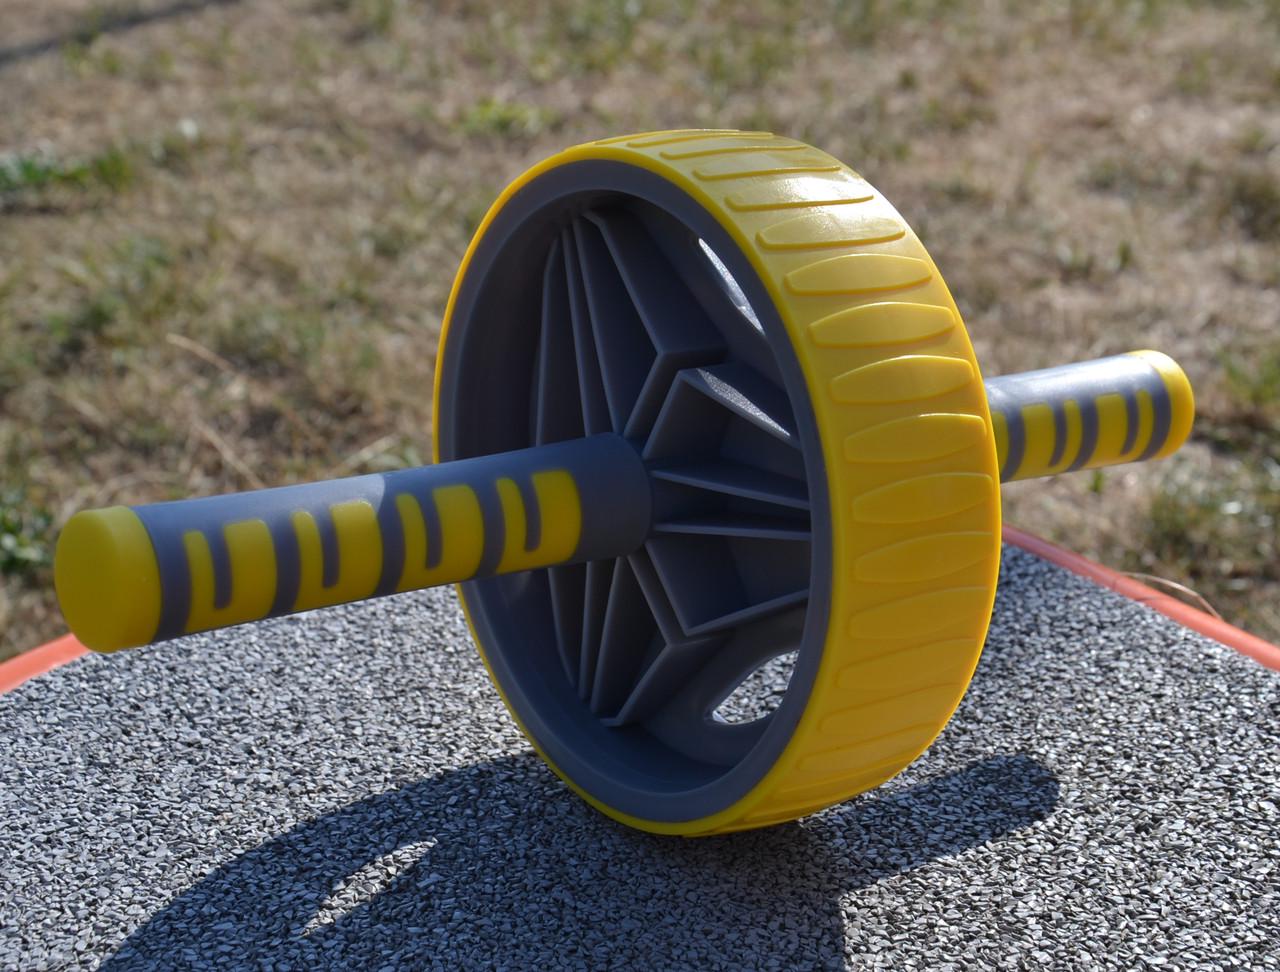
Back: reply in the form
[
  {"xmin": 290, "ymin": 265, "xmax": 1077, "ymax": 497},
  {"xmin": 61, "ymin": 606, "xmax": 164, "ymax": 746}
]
[{"xmin": 435, "ymin": 160, "xmax": 833, "ymax": 824}]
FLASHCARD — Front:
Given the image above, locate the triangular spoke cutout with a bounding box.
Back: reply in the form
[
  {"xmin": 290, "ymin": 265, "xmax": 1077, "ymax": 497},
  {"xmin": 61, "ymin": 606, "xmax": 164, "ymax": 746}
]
[
  {"xmin": 645, "ymin": 365, "xmax": 802, "ymax": 474},
  {"xmin": 651, "ymin": 512, "xmax": 811, "ymax": 542},
  {"xmin": 631, "ymin": 204, "xmax": 778, "ymax": 382},
  {"xmin": 646, "ymin": 533, "xmax": 809, "ymax": 638},
  {"xmin": 650, "ymin": 460, "xmax": 810, "ymax": 512},
  {"xmin": 578, "ymin": 558, "xmax": 612, "ymax": 700},
  {"xmin": 547, "ymin": 563, "xmax": 585, "ymax": 688},
  {"xmin": 563, "ymin": 225, "xmax": 612, "ymax": 436},
  {"xmin": 573, "ymin": 216, "xmax": 656, "ymax": 433},
  {"xmin": 534, "ymin": 236, "xmax": 585, "ymax": 446},
  {"xmin": 516, "ymin": 205, "xmax": 815, "ymax": 750},
  {"xmin": 642, "ymin": 605, "xmax": 808, "ymax": 766},
  {"xmin": 590, "ymin": 557, "xmax": 658, "ymax": 715},
  {"xmin": 583, "ymin": 208, "xmax": 726, "ymax": 439}
]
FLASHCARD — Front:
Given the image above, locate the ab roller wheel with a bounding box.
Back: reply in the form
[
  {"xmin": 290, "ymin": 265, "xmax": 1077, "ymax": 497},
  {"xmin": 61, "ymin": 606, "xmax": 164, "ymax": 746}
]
[
  {"xmin": 436, "ymin": 133, "xmax": 1003, "ymax": 834},
  {"xmin": 55, "ymin": 131, "xmax": 1195, "ymax": 835}
]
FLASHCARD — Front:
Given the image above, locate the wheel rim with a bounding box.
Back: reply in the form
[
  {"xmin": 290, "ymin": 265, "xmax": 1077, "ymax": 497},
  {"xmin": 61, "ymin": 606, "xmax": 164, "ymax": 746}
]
[{"xmin": 435, "ymin": 159, "xmax": 833, "ymax": 825}]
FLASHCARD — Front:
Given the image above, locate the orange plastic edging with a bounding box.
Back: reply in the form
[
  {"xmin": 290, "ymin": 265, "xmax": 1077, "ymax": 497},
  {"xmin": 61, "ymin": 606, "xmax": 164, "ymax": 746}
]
[
  {"xmin": 3, "ymin": 529, "xmax": 1277, "ymax": 694},
  {"xmin": 1003, "ymin": 525, "xmax": 1280, "ymax": 672},
  {"xmin": 0, "ymin": 633, "xmax": 88, "ymax": 694}
]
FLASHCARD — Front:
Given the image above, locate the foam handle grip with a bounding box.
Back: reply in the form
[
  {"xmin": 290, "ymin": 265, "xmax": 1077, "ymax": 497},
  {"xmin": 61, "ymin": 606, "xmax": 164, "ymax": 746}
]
[
  {"xmin": 55, "ymin": 435, "xmax": 650, "ymax": 653},
  {"xmin": 985, "ymin": 350, "xmax": 1194, "ymax": 483}
]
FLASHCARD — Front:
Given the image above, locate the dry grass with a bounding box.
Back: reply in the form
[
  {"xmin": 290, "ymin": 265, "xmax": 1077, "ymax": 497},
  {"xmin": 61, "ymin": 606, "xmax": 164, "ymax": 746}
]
[{"xmin": 2, "ymin": 0, "xmax": 1278, "ymax": 660}]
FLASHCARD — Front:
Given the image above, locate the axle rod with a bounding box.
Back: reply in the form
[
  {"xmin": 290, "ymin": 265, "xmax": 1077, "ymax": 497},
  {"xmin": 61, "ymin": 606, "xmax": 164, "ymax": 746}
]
[{"xmin": 55, "ymin": 351, "xmax": 1191, "ymax": 654}]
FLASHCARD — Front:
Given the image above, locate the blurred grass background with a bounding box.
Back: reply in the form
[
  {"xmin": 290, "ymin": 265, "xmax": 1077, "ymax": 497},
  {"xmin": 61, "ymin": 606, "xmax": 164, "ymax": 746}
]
[{"xmin": 1, "ymin": 0, "xmax": 1278, "ymax": 661}]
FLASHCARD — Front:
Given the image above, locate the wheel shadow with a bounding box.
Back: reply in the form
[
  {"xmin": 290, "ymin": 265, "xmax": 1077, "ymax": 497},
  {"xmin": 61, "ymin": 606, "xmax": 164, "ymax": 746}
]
[{"xmin": 103, "ymin": 752, "xmax": 1057, "ymax": 969}]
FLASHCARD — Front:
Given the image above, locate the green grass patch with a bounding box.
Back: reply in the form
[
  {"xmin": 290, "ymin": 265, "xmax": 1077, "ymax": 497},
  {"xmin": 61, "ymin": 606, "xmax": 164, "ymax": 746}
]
[
  {"xmin": 1132, "ymin": 461, "xmax": 1280, "ymax": 639},
  {"xmin": 0, "ymin": 146, "xmax": 134, "ymax": 196},
  {"xmin": 0, "ymin": 235, "xmax": 182, "ymax": 393},
  {"xmin": 0, "ymin": 122, "xmax": 203, "ymax": 209},
  {"xmin": 0, "ymin": 489, "xmax": 53, "ymax": 580},
  {"xmin": 1224, "ymin": 346, "xmax": 1280, "ymax": 417},
  {"xmin": 457, "ymin": 97, "xmax": 561, "ymax": 138},
  {"xmin": 214, "ymin": 307, "xmax": 327, "ymax": 374}
]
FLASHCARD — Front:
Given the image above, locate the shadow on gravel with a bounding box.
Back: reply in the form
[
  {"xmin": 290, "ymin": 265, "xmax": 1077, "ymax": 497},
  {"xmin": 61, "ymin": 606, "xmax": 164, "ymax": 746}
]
[{"xmin": 104, "ymin": 753, "xmax": 1058, "ymax": 969}]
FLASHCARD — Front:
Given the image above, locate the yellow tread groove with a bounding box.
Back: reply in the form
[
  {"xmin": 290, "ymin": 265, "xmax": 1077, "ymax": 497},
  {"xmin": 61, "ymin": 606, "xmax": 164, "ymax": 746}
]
[
  {"xmin": 830, "ymin": 354, "xmax": 973, "ymax": 405},
  {"xmin": 833, "ymin": 638, "xmax": 975, "ymax": 695},
  {"xmin": 849, "ymin": 587, "xmax": 991, "ymax": 640},
  {"xmin": 593, "ymin": 129, "xmax": 735, "ymax": 146},
  {"xmin": 726, "ymin": 183, "xmax": 875, "ymax": 212},
  {"xmin": 843, "ymin": 412, "xmax": 987, "ymax": 463},
  {"xmin": 756, "ymin": 212, "xmax": 906, "ymax": 251},
  {"xmin": 820, "ymin": 684, "xmax": 963, "ymax": 737},
  {"xmin": 809, "ymin": 301, "xmax": 956, "ymax": 348},
  {"xmin": 766, "ymin": 745, "xmax": 936, "ymax": 809},
  {"xmin": 854, "ymin": 530, "xmax": 995, "ymax": 583},
  {"xmin": 785, "ymin": 253, "xmax": 932, "ymax": 296},
  {"xmin": 832, "ymin": 637, "xmax": 975, "ymax": 687},
  {"xmin": 461, "ymin": 131, "xmax": 1002, "ymax": 836},
  {"xmin": 762, "ymin": 773, "xmax": 906, "ymax": 819},
  {"xmin": 851, "ymin": 472, "xmax": 995, "ymax": 525},
  {"xmin": 693, "ymin": 157, "xmax": 843, "ymax": 181},
  {"xmin": 792, "ymin": 740, "xmax": 928, "ymax": 785},
  {"xmin": 659, "ymin": 142, "xmax": 807, "ymax": 161},
  {"xmin": 747, "ymin": 773, "xmax": 896, "ymax": 819},
  {"xmin": 622, "ymin": 129, "xmax": 771, "ymax": 148},
  {"xmin": 743, "ymin": 747, "xmax": 924, "ymax": 822}
]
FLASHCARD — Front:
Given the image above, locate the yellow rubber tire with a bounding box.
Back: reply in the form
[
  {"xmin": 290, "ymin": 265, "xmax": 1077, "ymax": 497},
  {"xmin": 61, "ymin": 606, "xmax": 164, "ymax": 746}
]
[{"xmin": 437, "ymin": 130, "xmax": 1003, "ymax": 834}]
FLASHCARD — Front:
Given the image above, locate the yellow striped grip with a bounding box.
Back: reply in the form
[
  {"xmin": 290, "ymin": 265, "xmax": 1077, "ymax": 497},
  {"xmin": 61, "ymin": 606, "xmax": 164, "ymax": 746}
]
[
  {"xmin": 985, "ymin": 350, "xmax": 1194, "ymax": 483},
  {"xmin": 55, "ymin": 435, "xmax": 650, "ymax": 653}
]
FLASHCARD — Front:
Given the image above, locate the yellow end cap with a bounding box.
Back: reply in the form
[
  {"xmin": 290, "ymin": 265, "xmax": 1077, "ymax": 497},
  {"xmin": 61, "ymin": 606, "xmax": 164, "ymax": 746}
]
[
  {"xmin": 54, "ymin": 507, "xmax": 162, "ymax": 653},
  {"xmin": 1129, "ymin": 349, "xmax": 1196, "ymax": 459}
]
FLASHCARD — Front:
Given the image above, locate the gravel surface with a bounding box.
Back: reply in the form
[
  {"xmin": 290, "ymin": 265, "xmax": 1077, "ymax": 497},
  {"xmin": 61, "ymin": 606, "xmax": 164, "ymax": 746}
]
[{"xmin": 2, "ymin": 546, "xmax": 1278, "ymax": 971}]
